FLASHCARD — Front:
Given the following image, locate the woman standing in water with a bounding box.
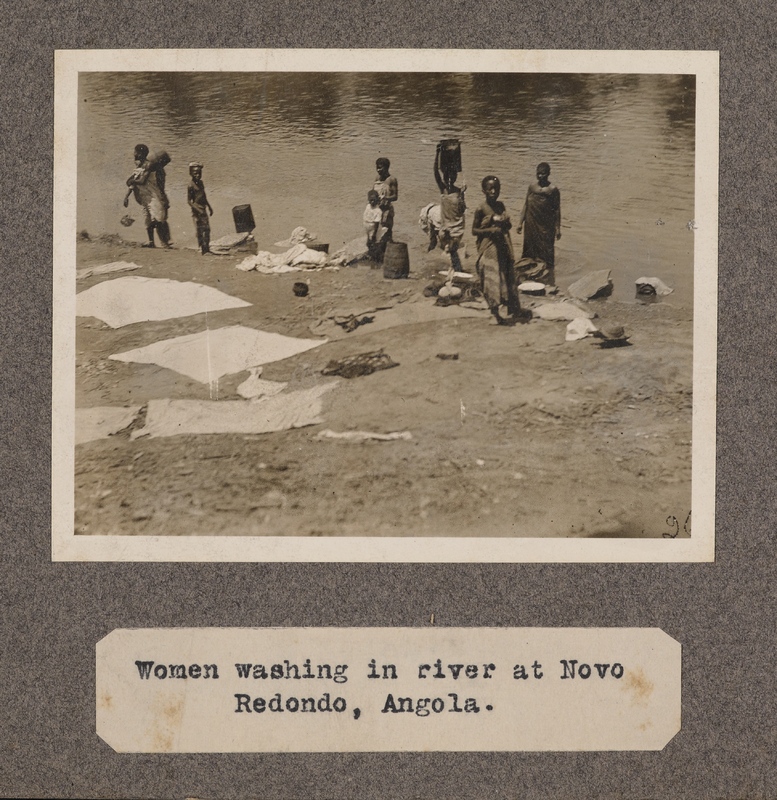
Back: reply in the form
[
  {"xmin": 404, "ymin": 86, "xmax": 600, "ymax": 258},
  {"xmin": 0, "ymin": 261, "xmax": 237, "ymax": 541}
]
[
  {"xmin": 471, "ymin": 176, "xmax": 522, "ymax": 325},
  {"xmin": 517, "ymin": 162, "xmax": 561, "ymax": 269},
  {"xmin": 373, "ymin": 157, "xmax": 398, "ymax": 244}
]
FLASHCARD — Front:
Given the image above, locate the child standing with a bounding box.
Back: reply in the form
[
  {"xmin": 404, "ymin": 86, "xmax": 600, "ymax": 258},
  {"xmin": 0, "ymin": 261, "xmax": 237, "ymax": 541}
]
[
  {"xmin": 363, "ymin": 189, "xmax": 383, "ymax": 261},
  {"xmin": 187, "ymin": 162, "xmax": 213, "ymax": 255}
]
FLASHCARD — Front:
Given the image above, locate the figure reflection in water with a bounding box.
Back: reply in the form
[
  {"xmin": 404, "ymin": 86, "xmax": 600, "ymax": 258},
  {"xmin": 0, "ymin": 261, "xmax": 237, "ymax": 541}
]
[
  {"xmin": 517, "ymin": 162, "xmax": 561, "ymax": 269},
  {"xmin": 471, "ymin": 176, "xmax": 523, "ymax": 326}
]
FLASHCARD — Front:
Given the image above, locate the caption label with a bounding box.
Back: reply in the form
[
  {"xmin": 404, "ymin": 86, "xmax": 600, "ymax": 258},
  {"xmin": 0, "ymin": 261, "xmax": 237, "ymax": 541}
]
[{"xmin": 96, "ymin": 627, "xmax": 680, "ymax": 752}]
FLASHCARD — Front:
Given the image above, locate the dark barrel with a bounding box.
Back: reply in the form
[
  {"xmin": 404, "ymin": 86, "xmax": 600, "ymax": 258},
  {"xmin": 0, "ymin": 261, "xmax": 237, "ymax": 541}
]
[
  {"xmin": 439, "ymin": 139, "xmax": 462, "ymax": 175},
  {"xmin": 232, "ymin": 204, "xmax": 255, "ymax": 233},
  {"xmin": 383, "ymin": 241, "xmax": 410, "ymax": 279}
]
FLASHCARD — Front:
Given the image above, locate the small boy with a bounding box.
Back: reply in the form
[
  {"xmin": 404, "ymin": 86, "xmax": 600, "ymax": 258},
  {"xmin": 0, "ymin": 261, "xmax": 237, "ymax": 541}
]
[
  {"xmin": 363, "ymin": 189, "xmax": 383, "ymax": 261},
  {"xmin": 187, "ymin": 162, "xmax": 213, "ymax": 255}
]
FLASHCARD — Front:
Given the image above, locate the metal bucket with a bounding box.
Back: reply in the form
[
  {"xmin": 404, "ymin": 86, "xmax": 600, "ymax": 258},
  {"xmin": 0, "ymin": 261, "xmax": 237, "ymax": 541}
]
[
  {"xmin": 232, "ymin": 204, "xmax": 255, "ymax": 233},
  {"xmin": 439, "ymin": 139, "xmax": 462, "ymax": 174}
]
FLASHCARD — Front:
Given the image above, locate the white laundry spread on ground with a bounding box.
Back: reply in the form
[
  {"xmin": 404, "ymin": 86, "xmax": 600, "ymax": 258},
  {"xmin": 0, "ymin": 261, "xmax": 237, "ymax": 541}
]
[
  {"xmin": 132, "ymin": 383, "xmax": 337, "ymax": 439},
  {"xmin": 236, "ymin": 368, "xmax": 288, "ymax": 400},
  {"xmin": 236, "ymin": 244, "xmax": 329, "ymax": 273},
  {"xmin": 75, "ymin": 406, "xmax": 141, "ymax": 445},
  {"xmin": 210, "ymin": 232, "xmax": 251, "ymax": 251},
  {"xmin": 565, "ymin": 318, "xmax": 599, "ymax": 341},
  {"xmin": 273, "ymin": 227, "xmax": 317, "ymax": 247},
  {"xmin": 184, "ymin": 232, "xmax": 253, "ymax": 254},
  {"xmin": 635, "ymin": 276, "xmax": 674, "ymax": 295},
  {"xmin": 76, "ymin": 276, "xmax": 251, "ymax": 328},
  {"xmin": 76, "ymin": 261, "xmax": 141, "ymax": 280},
  {"xmin": 110, "ymin": 325, "xmax": 326, "ymax": 384}
]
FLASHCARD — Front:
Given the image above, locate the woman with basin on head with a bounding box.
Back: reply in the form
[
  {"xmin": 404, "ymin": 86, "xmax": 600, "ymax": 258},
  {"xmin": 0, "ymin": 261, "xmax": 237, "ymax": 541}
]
[
  {"xmin": 432, "ymin": 140, "xmax": 467, "ymax": 273},
  {"xmin": 517, "ymin": 162, "xmax": 561, "ymax": 274}
]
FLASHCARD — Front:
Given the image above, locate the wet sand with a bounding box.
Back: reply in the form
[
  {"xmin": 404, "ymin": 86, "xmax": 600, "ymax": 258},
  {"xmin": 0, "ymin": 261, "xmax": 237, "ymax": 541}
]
[{"xmin": 74, "ymin": 237, "xmax": 692, "ymax": 539}]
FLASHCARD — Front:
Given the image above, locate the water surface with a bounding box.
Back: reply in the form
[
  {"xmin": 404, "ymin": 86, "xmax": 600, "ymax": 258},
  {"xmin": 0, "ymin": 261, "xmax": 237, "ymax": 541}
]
[{"xmin": 78, "ymin": 71, "xmax": 695, "ymax": 305}]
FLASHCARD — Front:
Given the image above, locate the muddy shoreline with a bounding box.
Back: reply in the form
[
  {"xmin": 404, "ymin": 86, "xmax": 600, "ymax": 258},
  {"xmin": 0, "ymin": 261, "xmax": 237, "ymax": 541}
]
[{"xmin": 74, "ymin": 236, "xmax": 692, "ymax": 539}]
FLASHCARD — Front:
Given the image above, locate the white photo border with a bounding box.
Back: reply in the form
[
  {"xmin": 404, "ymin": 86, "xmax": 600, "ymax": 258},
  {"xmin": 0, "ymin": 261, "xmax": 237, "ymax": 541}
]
[{"xmin": 52, "ymin": 48, "xmax": 718, "ymax": 562}]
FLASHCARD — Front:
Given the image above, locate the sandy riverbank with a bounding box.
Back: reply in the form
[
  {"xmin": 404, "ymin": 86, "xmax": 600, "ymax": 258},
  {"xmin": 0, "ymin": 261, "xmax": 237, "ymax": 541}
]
[{"xmin": 73, "ymin": 236, "xmax": 692, "ymax": 539}]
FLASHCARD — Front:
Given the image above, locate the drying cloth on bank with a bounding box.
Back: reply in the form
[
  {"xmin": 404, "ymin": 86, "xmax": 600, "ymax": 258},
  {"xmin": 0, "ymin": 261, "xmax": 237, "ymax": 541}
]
[
  {"xmin": 132, "ymin": 383, "xmax": 337, "ymax": 439},
  {"xmin": 210, "ymin": 232, "xmax": 252, "ymax": 253},
  {"xmin": 565, "ymin": 318, "xmax": 599, "ymax": 341},
  {"xmin": 76, "ymin": 261, "xmax": 142, "ymax": 281},
  {"xmin": 76, "ymin": 276, "xmax": 251, "ymax": 328},
  {"xmin": 184, "ymin": 232, "xmax": 252, "ymax": 254},
  {"xmin": 110, "ymin": 325, "xmax": 326, "ymax": 384},
  {"xmin": 635, "ymin": 276, "xmax": 674, "ymax": 295},
  {"xmin": 236, "ymin": 368, "xmax": 288, "ymax": 400},
  {"xmin": 76, "ymin": 406, "xmax": 141, "ymax": 444},
  {"xmin": 330, "ymin": 237, "xmax": 370, "ymax": 265},
  {"xmin": 236, "ymin": 244, "xmax": 329, "ymax": 273},
  {"xmin": 273, "ymin": 227, "xmax": 317, "ymax": 247}
]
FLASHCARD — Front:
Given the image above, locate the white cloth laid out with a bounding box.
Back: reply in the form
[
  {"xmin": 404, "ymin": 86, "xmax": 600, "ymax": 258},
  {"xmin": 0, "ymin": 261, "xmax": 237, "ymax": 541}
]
[
  {"xmin": 132, "ymin": 383, "xmax": 337, "ymax": 439},
  {"xmin": 565, "ymin": 318, "xmax": 599, "ymax": 341},
  {"xmin": 236, "ymin": 244, "xmax": 329, "ymax": 273},
  {"xmin": 76, "ymin": 261, "xmax": 141, "ymax": 280},
  {"xmin": 110, "ymin": 325, "xmax": 326, "ymax": 384},
  {"xmin": 76, "ymin": 276, "xmax": 251, "ymax": 328},
  {"xmin": 236, "ymin": 367, "xmax": 288, "ymax": 400},
  {"xmin": 75, "ymin": 406, "xmax": 141, "ymax": 444},
  {"xmin": 329, "ymin": 237, "xmax": 371, "ymax": 265},
  {"xmin": 210, "ymin": 232, "xmax": 251, "ymax": 251},
  {"xmin": 419, "ymin": 202, "xmax": 443, "ymax": 233},
  {"xmin": 273, "ymin": 227, "xmax": 317, "ymax": 247},
  {"xmin": 635, "ymin": 276, "xmax": 674, "ymax": 295}
]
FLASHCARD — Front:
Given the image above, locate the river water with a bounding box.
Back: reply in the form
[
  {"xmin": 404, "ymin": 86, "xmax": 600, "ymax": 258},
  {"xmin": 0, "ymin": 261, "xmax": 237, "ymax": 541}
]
[{"xmin": 78, "ymin": 71, "xmax": 695, "ymax": 305}]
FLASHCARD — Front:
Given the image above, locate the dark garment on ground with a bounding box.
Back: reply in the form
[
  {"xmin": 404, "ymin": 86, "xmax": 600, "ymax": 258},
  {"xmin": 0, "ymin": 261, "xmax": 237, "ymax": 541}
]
[
  {"xmin": 521, "ymin": 184, "xmax": 561, "ymax": 267},
  {"xmin": 473, "ymin": 200, "xmax": 520, "ymax": 315}
]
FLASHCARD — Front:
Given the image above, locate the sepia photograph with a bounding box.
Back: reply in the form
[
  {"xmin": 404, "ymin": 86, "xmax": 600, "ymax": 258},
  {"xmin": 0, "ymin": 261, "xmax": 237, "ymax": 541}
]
[{"xmin": 52, "ymin": 49, "xmax": 718, "ymax": 561}]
